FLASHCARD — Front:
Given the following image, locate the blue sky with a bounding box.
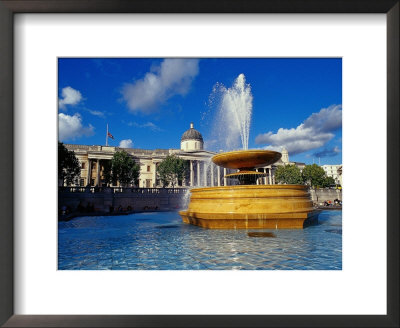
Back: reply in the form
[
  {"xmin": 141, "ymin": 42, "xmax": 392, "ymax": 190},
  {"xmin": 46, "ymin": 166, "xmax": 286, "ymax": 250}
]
[{"xmin": 58, "ymin": 58, "xmax": 342, "ymax": 165}]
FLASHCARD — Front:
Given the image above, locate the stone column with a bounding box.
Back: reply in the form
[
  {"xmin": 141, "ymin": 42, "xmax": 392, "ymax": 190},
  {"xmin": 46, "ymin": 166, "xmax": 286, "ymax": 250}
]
[
  {"xmin": 223, "ymin": 168, "xmax": 227, "ymax": 186},
  {"xmin": 87, "ymin": 159, "xmax": 92, "ymax": 186},
  {"xmin": 256, "ymin": 168, "xmax": 259, "ymax": 185},
  {"xmin": 96, "ymin": 159, "xmax": 101, "ymax": 186},
  {"xmin": 152, "ymin": 163, "xmax": 157, "ymax": 187},
  {"xmin": 211, "ymin": 164, "xmax": 214, "ymax": 187},
  {"xmin": 203, "ymin": 162, "xmax": 207, "ymax": 186},
  {"xmin": 217, "ymin": 166, "xmax": 221, "ymax": 186},
  {"xmin": 268, "ymin": 168, "xmax": 272, "ymax": 185},
  {"xmin": 190, "ymin": 160, "xmax": 194, "ymax": 187},
  {"xmin": 197, "ymin": 161, "xmax": 200, "ymax": 186}
]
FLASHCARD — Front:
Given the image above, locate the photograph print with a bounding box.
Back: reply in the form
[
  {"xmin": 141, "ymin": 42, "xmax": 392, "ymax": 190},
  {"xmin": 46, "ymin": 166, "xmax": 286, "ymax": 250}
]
[{"xmin": 58, "ymin": 58, "xmax": 342, "ymax": 270}]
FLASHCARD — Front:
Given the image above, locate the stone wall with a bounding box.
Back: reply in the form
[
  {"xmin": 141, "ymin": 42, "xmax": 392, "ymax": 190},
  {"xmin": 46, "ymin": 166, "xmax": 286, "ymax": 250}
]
[
  {"xmin": 59, "ymin": 187, "xmax": 189, "ymax": 214},
  {"xmin": 59, "ymin": 186, "xmax": 342, "ymax": 215},
  {"xmin": 309, "ymin": 189, "xmax": 342, "ymax": 204}
]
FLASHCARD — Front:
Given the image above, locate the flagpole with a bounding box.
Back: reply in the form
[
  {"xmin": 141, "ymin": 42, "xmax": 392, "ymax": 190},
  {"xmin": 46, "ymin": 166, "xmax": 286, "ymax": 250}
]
[{"xmin": 106, "ymin": 124, "xmax": 108, "ymax": 146}]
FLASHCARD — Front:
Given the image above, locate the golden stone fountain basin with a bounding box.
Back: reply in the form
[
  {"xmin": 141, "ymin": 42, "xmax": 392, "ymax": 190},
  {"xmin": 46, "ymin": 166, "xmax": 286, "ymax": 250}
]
[
  {"xmin": 179, "ymin": 185, "xmax": 319, "ymax": 229},
  {"xmin": 212, "ymin": 150, "xmax": 282, "ymax": 170}
]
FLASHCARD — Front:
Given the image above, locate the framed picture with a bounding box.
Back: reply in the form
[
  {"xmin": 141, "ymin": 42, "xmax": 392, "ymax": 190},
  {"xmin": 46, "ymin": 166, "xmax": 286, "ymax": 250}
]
[{"xmin": 1, "ymin": 0, "xmax": 398, "ymax": 327}]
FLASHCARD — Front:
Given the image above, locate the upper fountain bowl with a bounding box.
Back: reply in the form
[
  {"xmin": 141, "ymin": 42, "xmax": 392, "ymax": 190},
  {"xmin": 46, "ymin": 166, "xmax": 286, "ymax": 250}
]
[{"xmin": 212, "ymin": 150, "xmax": 282, "ymax": 170}]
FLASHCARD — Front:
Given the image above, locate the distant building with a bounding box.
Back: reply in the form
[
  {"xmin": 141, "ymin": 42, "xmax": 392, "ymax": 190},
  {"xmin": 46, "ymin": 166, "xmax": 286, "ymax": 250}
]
[
  {"xmin": 274, "ymin": 147, "xmax": 306, "ymax": 171},
  {"xmin": 321, "ymin": 164, "xmax": 342, "ymax": 185},
  {"xmin": 63, "ymin": 123, "xmax": 309, "ymax": 188},
  {"xmin": 65, "ymin": 123, "xmax": 212, "ymax": 188}
]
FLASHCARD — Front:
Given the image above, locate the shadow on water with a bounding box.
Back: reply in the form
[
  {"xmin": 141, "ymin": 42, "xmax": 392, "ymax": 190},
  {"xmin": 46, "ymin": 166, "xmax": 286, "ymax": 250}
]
[
  {"xmin": 247, "ymin": 232, "xmax": 276, "ymax": 238},
  {"xmin": 325, "ymin": 229, "xmax": 342, "ymax": 235},
  {"xmin": 156, "ymin": 225, "xmax": 181, "ymax": 229}
]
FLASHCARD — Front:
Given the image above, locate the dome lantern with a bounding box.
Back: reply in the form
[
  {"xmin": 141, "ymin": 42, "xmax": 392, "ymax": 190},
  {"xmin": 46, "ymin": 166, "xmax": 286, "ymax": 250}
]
[{"xmin": 281, "ymin": 147, "xmax": 289, "ymax": 163}]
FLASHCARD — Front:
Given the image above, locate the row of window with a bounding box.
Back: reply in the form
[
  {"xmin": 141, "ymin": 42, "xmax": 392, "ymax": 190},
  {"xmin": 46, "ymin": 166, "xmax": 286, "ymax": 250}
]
[{"xmin": 80, "ymin": 161, "xmax": 153, "ymax": 172}]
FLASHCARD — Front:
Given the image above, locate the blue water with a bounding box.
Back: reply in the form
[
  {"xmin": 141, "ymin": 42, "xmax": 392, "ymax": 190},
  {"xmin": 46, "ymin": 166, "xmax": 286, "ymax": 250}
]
[{"xmin": 58, "ymin": 211, "xmax": 342, "ymax": 270}]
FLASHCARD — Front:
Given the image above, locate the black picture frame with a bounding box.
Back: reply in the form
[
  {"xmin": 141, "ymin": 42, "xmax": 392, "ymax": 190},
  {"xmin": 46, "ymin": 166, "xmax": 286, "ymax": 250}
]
[{"xmin": 0, "ymin": 1, "xmax": 398, "ymax": 327}]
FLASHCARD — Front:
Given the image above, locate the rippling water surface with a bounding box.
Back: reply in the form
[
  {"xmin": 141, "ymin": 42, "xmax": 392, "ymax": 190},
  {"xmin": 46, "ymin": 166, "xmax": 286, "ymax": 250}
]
[{"xmin": 58, "ymin": 211, "xmax": 342, "ymax": 270}]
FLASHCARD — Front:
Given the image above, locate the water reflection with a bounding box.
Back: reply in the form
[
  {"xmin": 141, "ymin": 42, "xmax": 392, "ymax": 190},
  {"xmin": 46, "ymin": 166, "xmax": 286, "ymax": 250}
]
[{"xmin": 58, "ymin": 211, "xmax": 342, "ymax": 270}]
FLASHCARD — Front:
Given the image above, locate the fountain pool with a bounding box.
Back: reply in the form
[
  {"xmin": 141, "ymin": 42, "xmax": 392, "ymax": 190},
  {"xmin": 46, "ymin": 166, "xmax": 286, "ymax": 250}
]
[{"xmin": 58, "ymin": 210, "xmax": 342, "ymax": 270}]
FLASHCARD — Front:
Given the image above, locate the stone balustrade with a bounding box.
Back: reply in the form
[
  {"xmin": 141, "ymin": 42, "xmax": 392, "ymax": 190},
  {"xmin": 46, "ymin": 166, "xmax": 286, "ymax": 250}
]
[
  {"xmin": 59, "ymin": 186, "xmax": 189, "ymax": 194},
  {"xmin": 58, "ymin": 187, "xmax": 190, "ymax": 216}
]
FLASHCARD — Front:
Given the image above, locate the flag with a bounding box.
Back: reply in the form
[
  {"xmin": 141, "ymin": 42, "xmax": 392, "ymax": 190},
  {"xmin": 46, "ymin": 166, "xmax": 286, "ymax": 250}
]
[{"xmin": 107, "ymin": 132, "xmax": 114, "ymax": 140}]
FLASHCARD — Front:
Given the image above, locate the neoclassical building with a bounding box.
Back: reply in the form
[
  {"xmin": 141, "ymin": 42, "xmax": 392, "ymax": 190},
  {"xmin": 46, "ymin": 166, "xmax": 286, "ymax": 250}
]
[{"xmin": 64, "ymin": 122, "xmax": 300, "ymax": 188}]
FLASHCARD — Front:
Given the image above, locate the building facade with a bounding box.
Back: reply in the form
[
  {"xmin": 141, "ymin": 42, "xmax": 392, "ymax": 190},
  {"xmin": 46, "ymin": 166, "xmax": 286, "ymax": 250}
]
[
  {"xmin": 321, "ymin": 164, "xmax": 342, "ymax": 185},
  {"xmin": 64, "ymin": 123, "xmax": 300, "ymax": 188}
]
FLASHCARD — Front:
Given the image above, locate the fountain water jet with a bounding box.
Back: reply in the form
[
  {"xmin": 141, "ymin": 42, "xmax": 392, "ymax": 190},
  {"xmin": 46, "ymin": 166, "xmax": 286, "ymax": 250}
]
[{"xmin": 209, "ymin": 74, "xmax": 253, "ymax": 151}]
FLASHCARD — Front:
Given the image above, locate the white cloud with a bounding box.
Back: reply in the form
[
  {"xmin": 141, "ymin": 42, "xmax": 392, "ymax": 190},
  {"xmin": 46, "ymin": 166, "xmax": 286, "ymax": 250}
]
[
  {"xmin": 88, "ymin": 109, "xmax": 105, "ymax": 118},
  {"xmin": 58, "ymin": 86, "xmax": 82, "ymax": 110},
  {"xmin": 121, "ymin": 59, "xmax": 199, "ymax": 114},
  {"xmin": 58, "ymin": 113, "xmax": 94, "ymax": 141},
  {"xmin": 119, "ymin": 139, "xmax": 133, "ymax": 148},
  {"xmin": 255, "ymin": 105, "xmax": 342, "ymax": 155},
  {"xmin": 303, "ymin": 105, "xmax": 342, "ymax": 132},
  {"xmin": 128, "ymin": 121, "xmax": 162, "ymax": 131}
]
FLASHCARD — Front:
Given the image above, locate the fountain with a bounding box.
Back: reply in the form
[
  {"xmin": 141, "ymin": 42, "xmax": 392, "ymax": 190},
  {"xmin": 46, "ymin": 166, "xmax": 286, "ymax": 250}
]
[
  {"xmin": 179, "ymin": 74, "xmax": 319, "ymax": 229},
  {"xmin": 179, "ymin": 149, "xmax": 319, "ymax": 229}
]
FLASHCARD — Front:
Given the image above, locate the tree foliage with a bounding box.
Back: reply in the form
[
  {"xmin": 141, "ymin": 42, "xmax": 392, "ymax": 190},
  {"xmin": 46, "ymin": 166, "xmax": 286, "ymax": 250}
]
[
  {"xmin": 102, "ymin": 160, "xmax": 113, "ymax": 186},
  {"xmin": 275, "ymin": 164, "xmax": 303, "ymax": 185},
  {"xmin": 58, "ymin": 142, "xmax": 81, "ymax": 186},
  {"xmin": 157, "ymin": 155, "xmax": 189, "ymax": 187},
  {"xmin": 111, "ymin": 150, "xmax": 140, "ymax": 186},
  {"xmin": 302, "ymin": 164, "xmax": 327, "ymax": 188},
  {"xmin": 324, "ymin": 176, "xmax": 336, "ymax": 187}
]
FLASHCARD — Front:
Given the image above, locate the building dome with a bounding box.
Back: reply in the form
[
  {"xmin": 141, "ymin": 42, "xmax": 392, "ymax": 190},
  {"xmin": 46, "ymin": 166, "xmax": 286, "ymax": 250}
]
[
  {"xmin": 181, "ymin": 122, "xmax": 204, "ymax": 151},
  {"xmin": 181, "ymin": 122, "xmax": 203, "ymax": 142}
]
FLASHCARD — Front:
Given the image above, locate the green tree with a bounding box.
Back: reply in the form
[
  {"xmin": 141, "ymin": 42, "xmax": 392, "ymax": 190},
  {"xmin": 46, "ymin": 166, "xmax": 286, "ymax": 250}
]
[
  {"xmin": 275, "ymin": 164, "xmax": 304, "ymax": 185},
  {"xmin": 302, "ymin": 164, "xmax": 326, "ymax": 188},
  {"xmin": 111, "ymin": 150, "xmax": 140, "ymax": 187},
  {"xmin": 102, "ymin": 160, "xmax": 113, "ymax": 186},
  {"xmin": 58, "ymin": 142, "xmax": 81, "ymax": 186},
  {"xmin": 324, "ymin": 176, "xmax": 336, "ymax": 187},
  {"xmin": 157, "ymin": 155, "xmax": 189, "ymax": 187}
]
